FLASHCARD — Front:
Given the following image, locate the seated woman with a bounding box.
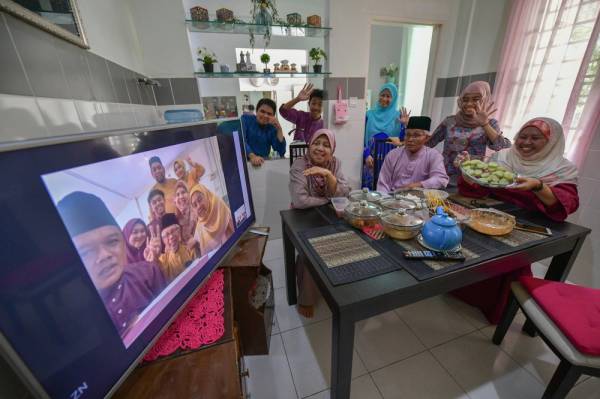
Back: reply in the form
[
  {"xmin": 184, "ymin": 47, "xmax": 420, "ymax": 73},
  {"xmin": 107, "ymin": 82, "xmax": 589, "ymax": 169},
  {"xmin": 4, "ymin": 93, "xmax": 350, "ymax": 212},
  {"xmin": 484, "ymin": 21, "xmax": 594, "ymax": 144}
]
[
  {"xmin": 155, "ymin": 213, "xmax": 196, "ymax": 283},
  {"xmin": 289, "ymin": 129, "xmax": 350, "ymax": 317},
  {"xmin": 362, "ymin": 83, "xmax": 410, "ymax": 188},
  {"xmin": 427, "ymin": 81, "xmax": 511, "ymax": 178},
  {"xmin": 453, "ymin": 117, "xmax": 579, "ymax": 323},
  {"xmin": 173, "ymin": 156, "xmax": 205, "ymax": 189},
  {"xmin": 189, "ymin": 184, "xmax": 235, "ymax": 255},
  {"xmin": 241, "ymin": 98, "xmax": 286, "ymax": 167},
  {"xmin": 174, "ymin": 181, "xmax": 197, "ymax": 246},
  {"xmin": 377, "ymin": 116, "xmax": 449, "ymax": 193}
]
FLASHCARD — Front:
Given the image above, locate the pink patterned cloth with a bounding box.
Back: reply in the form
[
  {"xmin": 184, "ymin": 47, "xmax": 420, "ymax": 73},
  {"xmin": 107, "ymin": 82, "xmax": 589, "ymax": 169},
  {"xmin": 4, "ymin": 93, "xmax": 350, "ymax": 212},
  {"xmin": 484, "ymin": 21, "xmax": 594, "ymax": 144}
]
[{"xmin": 143, "ymin": 269, "xmax": 225, "ymax": 362}]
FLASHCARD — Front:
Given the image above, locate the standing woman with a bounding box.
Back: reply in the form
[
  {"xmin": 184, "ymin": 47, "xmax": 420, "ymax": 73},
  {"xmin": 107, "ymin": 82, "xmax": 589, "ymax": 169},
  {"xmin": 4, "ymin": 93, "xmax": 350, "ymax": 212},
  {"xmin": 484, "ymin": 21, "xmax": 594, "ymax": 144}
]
[
  {"xmin": 363, "ymin": 83, "xmax": 410, "ymax": 188},
  {"xmin": 453, "ymin": 117, "xmax": 579, "ymax": 323},
  {"xmin": 428, "ymin": 81, "xmax": 511, "ymax": 177},
  {"xmin": 173, "ymin": 156, "xmax": 205, "ymax": 189},
  {"xmin": 289, "ymin": 129, "xmax": 350, "ymax": 317},
  {"xmin": 189, "ymin": 184, "xmax": 235, "ymax": 255}
]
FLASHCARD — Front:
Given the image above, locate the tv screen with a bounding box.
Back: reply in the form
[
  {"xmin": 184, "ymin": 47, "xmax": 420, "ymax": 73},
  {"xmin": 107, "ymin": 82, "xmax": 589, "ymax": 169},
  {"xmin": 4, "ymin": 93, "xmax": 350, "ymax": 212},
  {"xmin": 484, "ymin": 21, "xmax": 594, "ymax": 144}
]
[{"xmin": 0, "ymin": 120, "xmax": 254, "ymax": 398}]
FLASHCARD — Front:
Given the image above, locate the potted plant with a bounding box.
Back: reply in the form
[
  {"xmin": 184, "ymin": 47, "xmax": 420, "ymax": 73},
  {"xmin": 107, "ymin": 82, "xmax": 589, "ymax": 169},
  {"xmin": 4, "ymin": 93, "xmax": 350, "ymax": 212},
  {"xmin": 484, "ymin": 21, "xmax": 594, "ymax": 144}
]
[
  {"xmin": 381, "ymin": 63, "xmax": 399, "ymax": 84},
  {"xmin": 309, "ymin": 47, "xmax": 327, "ymax": 73},
  {"xmin": 197, "ymin": 47, "xmax": 217, "ymax": 73},
  {"xmin": 261, "ymin": 53, "xmax": 271, "ymax": 73}
]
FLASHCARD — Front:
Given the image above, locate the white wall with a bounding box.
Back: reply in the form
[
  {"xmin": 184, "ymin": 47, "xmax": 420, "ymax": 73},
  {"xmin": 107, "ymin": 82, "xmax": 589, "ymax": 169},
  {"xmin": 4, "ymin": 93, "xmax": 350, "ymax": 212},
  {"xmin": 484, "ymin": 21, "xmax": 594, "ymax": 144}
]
[
  {"xmin": 128, "ymin": 0, "xmax": 195, "ymax": 77},
  {"xmin": 566, "ymin": 125, "xmax": 600, "ymax": 288},
  {"xmin": 78, "ymin": 0, "xmax": 145, "ymax": 73},
  {"xmin": 367, "ymin": 24, "xmax": 406, "ymax": 107}
]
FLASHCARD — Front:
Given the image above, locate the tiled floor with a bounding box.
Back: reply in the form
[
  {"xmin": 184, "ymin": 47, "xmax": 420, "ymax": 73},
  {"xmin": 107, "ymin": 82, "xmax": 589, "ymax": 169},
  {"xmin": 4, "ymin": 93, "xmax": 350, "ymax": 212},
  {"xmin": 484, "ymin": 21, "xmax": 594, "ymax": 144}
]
[{"xmin": 245, "ymin": 239, "xmax": 599, "ymax": 399}]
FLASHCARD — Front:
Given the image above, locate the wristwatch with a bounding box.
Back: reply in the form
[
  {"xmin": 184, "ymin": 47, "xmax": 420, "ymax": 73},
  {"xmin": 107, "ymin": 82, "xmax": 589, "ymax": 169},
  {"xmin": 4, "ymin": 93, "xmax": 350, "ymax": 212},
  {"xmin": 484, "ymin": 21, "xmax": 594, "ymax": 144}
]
[{"xmin": 532, "ymin": 179, "xmax": 544, "ymax": 192}]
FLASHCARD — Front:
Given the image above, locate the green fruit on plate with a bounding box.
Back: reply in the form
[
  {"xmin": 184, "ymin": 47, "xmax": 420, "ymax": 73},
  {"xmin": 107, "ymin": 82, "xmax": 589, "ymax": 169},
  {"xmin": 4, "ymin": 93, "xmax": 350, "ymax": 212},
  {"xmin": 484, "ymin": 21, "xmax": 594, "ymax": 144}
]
[
  {"xmin": 503, "ymin": 172, "xmax": 514, "ymax": 179},
  {"xmin": 472, "ymin": 170, "xmax": 482, "ymax": 177},
  {"xmin": 493, "ymin": 170, "xmax": 505, "ymax": 177},
  {"xmin": 499, "ymin": 179, "xmax": 509, "ymax": 185},
  {"xmin": 479, "ymin": 178, "xmax": 489, "ymax": 183},
  {"xmin": 481, "ymin": 172, "xmax": 490, "ymax": 178},
  {"xmin": 488, "ymin": 162, "xmax": 499, "ymax": 168}
]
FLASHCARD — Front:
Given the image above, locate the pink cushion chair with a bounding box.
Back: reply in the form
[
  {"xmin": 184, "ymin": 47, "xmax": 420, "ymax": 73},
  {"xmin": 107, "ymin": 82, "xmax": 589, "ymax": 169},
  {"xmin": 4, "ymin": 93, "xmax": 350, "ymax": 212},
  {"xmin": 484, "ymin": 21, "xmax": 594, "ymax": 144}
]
[{"xmin": 493, "ymin": 276, "xmax": 600, "ymax": 398}]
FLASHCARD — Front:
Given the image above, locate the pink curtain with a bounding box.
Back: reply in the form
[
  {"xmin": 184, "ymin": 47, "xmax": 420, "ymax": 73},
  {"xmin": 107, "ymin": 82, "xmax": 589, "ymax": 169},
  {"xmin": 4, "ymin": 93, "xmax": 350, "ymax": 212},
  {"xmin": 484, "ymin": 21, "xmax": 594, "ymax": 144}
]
[{"xmin": 494, "ymin": 0, "xmax": 600, "ymax": 169}]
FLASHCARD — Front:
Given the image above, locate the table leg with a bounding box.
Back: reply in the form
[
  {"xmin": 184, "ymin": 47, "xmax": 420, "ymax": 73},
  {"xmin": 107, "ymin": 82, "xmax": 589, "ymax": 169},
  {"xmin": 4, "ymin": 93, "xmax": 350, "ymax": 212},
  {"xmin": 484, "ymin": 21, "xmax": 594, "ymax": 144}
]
[
  {"xmin": 523, "ymin": 235, "xmax": 586, "ymax": 337},
  {"xmin": 282, "ymin": 222, "xmax": 297, "ymax": 306},
  {"xmin": 331, "ymin": 311, "xmax": 354, "ymax": 399}
]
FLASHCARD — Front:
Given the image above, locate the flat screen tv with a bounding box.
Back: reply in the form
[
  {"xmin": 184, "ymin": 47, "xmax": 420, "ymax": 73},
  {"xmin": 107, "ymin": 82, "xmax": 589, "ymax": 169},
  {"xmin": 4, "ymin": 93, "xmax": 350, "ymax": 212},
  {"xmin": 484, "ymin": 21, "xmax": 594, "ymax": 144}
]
[{"xmin": 0, "ymin": 119, "xmax": 254, "ymax": 398}]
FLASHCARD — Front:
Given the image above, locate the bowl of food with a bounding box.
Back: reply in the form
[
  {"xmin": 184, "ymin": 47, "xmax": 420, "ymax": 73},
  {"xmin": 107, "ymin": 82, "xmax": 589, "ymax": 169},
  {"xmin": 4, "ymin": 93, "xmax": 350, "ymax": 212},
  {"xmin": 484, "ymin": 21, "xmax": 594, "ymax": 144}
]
[
  {"xmin": 460, "ymin": 160, "xmax": 516, "ymax": 188},
  {"xmin": 344, "ymin": 200, "xmax": 382, "ymax": 229},
  {"xmin": 424, "ymin": 189, "xmax": 450, "ymax": 214},
  {"xmin": 380, "ymin": 193, "xmax": 417, "ymax": 213},
  {"xmin": 380, "ymin": 209, "xmax": 423, "ymax": 240},
  {"xmin": 348, "ymin": 187, "xmax": 385, "ymax": 204},
  {"xmin": 331, "ymin": 197, "xmax": 350, "ymax": 217},
  {"xmin": 467, "ymin": 208, "xmax": 516, "ymax": 236}
]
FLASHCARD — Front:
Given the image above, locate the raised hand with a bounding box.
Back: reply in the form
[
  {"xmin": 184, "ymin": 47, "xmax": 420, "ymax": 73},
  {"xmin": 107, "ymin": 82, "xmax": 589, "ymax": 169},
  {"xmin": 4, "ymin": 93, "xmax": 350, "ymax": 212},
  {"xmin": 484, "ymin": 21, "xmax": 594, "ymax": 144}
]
[
  {"xmin": 268, "ymin": 115, "xmax": 281, "ymax": 128},
  {"xmin": 186, "ymin": 155, "xmax": 194, "ymax": 166},
  {"xmin": 399, "ymin": 106, "xmax": 411, "ymax": 126},
  {"xmin": 143, "ymin": 238, "xmax": 157, "ymax": 262},
  {"xmin": 474, "ymin": 101, "xmax": 497, "ymax": 127},
  {"xmin": 296, "ymin": 83, "xmax": 314, "ymax": 102}
]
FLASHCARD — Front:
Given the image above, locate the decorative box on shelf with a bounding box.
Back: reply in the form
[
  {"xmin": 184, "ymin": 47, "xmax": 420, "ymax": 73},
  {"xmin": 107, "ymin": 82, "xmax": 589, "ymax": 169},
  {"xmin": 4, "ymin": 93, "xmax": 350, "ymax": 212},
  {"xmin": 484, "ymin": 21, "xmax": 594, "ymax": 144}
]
[
  {"xmin": 287, "ymin": 12, "xmax": 302, "ymax": 26},
  {"xmin": 216, "ymin": 8, "xmax": 234, "ymax": 22},
  {"xmin": 307, "ymin": 14, "xmax": 321, "ymax": 27},
  {"xmin": 190, "ymin": 6, "xmax": 209, "ymax": 22}
]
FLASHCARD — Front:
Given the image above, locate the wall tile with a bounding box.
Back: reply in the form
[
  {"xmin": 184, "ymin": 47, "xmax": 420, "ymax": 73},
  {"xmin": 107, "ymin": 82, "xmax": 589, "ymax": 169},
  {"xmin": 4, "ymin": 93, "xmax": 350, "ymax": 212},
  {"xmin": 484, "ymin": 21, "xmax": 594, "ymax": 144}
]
[
  {"xmin": 171, "ymin": 78, "xmax": 200, "ymax": 105},
  {"xmin": 0, "ymin": 13, "xmax": 32, "ymax": 96},
  {"xmin": 445, "ymin": 77, "xmax": 459, "ymax": 97},
  {"xmin": 5, "ymin": 14, "xmax": 69, "ymax": 99},
  {"xmin": 488, "ymin": 72, "xmax": 497, "ymax": 91},
  {"xmin": 137, "ymin": 75, "xmax": 157, "ymax": 106},
  {"xmin": 54, "ymin": 39, "xmax": 94, "ymax": 101},
  {"xmin": 154, "ymin": 78, "xmax": 175, "ymax": 106},
  {"xmin": 435, "ymin": 78, "xmax": 447, "ymax": 98},
  {"xmin": 86, "ymin": 53, "xmax": 117, "ymax": 103},
  {"xmin": 74, "ymin": 100, "xmax": 104, "ymax": 132},
  {"xmin": 324, "ymin": 77, "xmax": 348, "ymax": 100},
  {"xmin": 125, "ymin": 70, "xmax": 142, "ymax": 105},
  {"xmin": 36, "ymin": 97, "xmax": 83, "ymax": 136},
  {"xmin": 348, "ymin": 78, "xmax": 366, "ymax": 99},
  {"xmin": 107, "ymin": 61, "xmax": 131, "ymax": 104},
  {"xmin": 0, "ymin": 94, "xmax": 47, "ymax": 142}
]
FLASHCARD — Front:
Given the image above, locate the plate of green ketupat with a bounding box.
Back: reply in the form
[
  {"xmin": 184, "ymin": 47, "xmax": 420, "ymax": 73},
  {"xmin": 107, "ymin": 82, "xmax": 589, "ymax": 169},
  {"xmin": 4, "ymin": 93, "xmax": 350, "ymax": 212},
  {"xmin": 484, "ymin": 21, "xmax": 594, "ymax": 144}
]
[{"xmin": 460, "ymin": 159, "xmax": 517, "ymax": 188}]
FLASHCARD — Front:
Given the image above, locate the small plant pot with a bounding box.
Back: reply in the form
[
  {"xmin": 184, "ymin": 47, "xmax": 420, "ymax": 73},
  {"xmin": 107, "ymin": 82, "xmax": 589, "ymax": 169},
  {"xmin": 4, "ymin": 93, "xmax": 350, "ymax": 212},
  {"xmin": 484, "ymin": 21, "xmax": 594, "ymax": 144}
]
[
  {"xmin": 203, "ymin": 63, "xmax": 214, "ymax": 73},
  {"xmin": 313, "ymin": 64, "xmax": 322, "ymax": 73}
]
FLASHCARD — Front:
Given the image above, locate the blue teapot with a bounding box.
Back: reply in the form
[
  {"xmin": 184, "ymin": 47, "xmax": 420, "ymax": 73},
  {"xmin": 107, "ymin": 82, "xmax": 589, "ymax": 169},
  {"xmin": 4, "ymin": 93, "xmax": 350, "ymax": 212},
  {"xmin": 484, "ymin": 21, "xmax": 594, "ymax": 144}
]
[{"xmin": 421, "ymin": 206, "xmax": 462, "ymax": 251}]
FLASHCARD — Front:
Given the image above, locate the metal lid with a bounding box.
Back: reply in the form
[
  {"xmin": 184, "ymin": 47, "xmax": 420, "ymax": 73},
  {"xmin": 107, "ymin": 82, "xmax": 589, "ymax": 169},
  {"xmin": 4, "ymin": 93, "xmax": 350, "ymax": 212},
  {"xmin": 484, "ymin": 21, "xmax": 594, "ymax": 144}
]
[
  {"xmin": 381, "ymin": 209, "xmax": 423, "ymax": 228},
  {"xmin": 380, "ymin": 193, "xmax": 417, "ymax": 211},
  {"xmin": 345, "ymin": 200, "xmax": 382, "ymax": 218},
  {"xmin": 349, "ymin": 188, "xmax": 384, "ymax": 203},
  {"xmin": 430, "ymin": 206, "xmax": 457, "ymax": 227}
]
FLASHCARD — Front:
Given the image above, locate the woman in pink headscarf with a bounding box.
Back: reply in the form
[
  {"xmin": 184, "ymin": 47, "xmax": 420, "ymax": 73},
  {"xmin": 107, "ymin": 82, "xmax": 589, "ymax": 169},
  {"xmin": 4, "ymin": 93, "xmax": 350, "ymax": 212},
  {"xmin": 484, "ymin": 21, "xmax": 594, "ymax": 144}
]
[
  {"xmin": 428, "ymin": 81, "xmax": 511, "ymax": 176},
  {"xmin": 289, "ymin": 129, "xmax": 350, "ymax": 317},
  {"xmin": 453, "ymin": 117, "xmax": 579, "ymax": 323}
]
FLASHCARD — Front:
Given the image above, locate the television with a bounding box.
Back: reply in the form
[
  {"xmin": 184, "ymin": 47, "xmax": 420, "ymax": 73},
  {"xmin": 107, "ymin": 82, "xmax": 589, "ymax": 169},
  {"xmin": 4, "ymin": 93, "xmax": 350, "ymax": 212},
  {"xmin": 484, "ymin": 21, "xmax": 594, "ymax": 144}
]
[{"xmin": 0, "ymin": 119, "xmax": 254, "ymax": 398}]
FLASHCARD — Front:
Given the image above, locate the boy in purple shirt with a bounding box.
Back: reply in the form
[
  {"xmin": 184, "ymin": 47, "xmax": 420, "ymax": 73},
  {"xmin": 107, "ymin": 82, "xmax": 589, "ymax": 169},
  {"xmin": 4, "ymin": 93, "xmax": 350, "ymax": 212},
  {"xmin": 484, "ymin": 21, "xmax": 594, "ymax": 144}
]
[
  {"xmin": 57, "ymin": 191, "xmax": 167, "ymax": 339},
  {"xmin": 377, "ymin": 116, "xmax": 449, "ymax": 193},
  {"xmin": 279, "ymin": 83, "xmax": 324, "ymax": 143}
]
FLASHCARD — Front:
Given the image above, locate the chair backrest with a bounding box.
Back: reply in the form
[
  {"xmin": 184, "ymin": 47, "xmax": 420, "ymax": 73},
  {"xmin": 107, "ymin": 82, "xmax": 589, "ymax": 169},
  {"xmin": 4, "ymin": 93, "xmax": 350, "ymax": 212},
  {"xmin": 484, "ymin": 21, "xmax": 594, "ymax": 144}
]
[
  {"xmin": 372, "ymin": 138, "xmax": 395, "ymax": 190},
  {"xmin": 289, "ymin": 142, "xmax": 308, "ymax": 167}
]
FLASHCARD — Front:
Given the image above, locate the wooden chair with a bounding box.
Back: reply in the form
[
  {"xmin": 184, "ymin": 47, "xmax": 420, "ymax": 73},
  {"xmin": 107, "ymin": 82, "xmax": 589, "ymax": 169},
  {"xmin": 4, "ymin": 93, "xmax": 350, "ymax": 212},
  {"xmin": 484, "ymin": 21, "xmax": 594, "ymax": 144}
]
[
  {"xmin": 493, "ymin": 277, "xmax": 600, "ymax": 399},
  {"xmin": 289, "ymin": 142, "xmax": 308, "ymax": 167}
]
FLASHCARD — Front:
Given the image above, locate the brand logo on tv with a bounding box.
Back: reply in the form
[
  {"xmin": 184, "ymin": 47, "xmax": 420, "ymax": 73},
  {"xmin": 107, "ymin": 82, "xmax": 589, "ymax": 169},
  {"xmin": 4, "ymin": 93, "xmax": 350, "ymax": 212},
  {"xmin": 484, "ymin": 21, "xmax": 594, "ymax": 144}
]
[{"xmin": 70, "ymin": 382, "xmax": 88, "ymax": 399}]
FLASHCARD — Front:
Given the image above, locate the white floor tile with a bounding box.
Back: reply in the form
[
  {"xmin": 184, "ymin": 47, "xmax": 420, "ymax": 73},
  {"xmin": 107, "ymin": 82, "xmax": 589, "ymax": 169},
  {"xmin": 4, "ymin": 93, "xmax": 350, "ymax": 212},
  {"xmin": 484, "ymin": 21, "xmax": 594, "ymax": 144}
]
[
  {"xmin": 272, "ymin": 314, "xmax": 280, "ymax": 335},
  {"xmin": 431, "ymin": 330, "xmax": 545, "ymax": 399},
  {"xmin": 354, "ymin": 311, "xmax": 425, "ymax": 371},
  {"xmin": 395, "ymin": 295, "xmax": 477, "ymax": 348},
  {"xmin": 274, "ymin": 287, "xmax": 331, "ymax": 332},
  {"xmin": 567, "ymin": 377, "xmax": 600, "ymax": 398},
  {"xmin": 441, "ymin": 294, "xmax": 490, "ymax": 330},
  {"xmin": 371, "ymin": 351, "xmax": 469, "ymax": 399},
  {"xmin": 265, "ymin": 238, "xmax": 284, "ymax": 261},
  {"xmin": 304, "ymin": 374, "xmax": 382, "ymax": 399},
  {"xmin": 481, "ymin": 313, "xmax": 590, "ymax": 386},
  {"xmin": 244, "ymin": 334, "xmax": 298, "ymax": 399},
  {"xmin": 281, "ymin": 319, "xmax": 367, "ymax": 398},
  {"xmin": 265, "ymin": 256, "xmax": 286, "ymax": 290}
]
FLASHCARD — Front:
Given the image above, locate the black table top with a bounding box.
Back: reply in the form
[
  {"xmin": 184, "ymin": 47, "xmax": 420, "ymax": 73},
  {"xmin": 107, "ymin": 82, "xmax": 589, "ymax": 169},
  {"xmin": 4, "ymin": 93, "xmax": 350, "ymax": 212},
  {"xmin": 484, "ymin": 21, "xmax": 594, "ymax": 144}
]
[{"xmin": 281, "ymin": 205, "xmax": 590, "ymax": 317}]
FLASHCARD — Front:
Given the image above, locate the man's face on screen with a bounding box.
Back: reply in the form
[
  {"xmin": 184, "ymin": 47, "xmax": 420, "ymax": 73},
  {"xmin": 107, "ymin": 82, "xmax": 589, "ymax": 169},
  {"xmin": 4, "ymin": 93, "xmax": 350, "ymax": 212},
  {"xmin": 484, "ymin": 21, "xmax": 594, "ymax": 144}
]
[
  {"xmin": 150, "ymin": 162, "xmax": 166, "ymax": 183},
  {"xmin": 72, "ymin": 225, "xmax": 126, "ymax": 290},
  {"xmin": 150, "ymin": 194, "xmax": 166, "ymax": 217},
  {"xmin": 161, "ymin": 224, "xmax": 181, "ymax": 252}
]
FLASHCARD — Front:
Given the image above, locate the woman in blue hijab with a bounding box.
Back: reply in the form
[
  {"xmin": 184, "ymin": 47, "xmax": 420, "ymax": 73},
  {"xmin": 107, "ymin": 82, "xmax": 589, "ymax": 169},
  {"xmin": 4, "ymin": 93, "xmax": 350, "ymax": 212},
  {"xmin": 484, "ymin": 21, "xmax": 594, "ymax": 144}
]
[{"xmin": 362, "ymin": 83, "xmax": 410, "ymax": 188}]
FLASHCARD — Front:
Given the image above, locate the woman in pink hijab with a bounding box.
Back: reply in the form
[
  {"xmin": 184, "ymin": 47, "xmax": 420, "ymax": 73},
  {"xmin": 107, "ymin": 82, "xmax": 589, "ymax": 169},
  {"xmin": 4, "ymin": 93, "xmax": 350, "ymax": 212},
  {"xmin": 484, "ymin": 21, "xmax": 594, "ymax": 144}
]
[
  {"xmin": 428, "ymin": 81, "xmax": 511, "ymax": 177},
  {"xmin": 289, "ymin": 129, "xmax": 350, "ymax": 317}
]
